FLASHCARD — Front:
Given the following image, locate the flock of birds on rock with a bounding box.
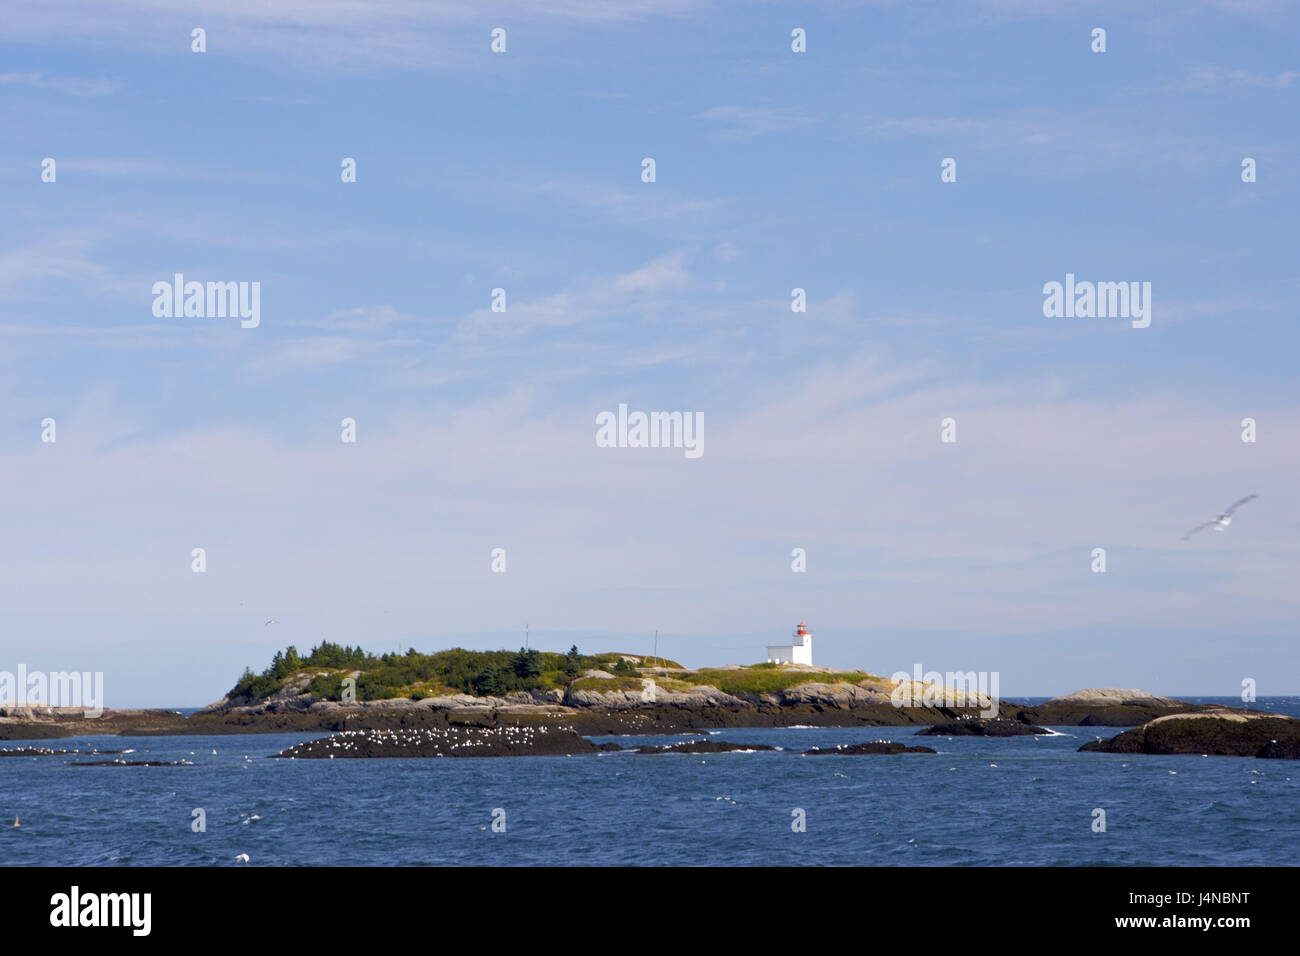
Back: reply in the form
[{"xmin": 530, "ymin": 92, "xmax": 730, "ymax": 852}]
[{"xmin": 276, "ymin": 725, "xmax": 552, "ymax": 758}]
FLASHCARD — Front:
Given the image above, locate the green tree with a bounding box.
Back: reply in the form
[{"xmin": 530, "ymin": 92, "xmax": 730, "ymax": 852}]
[
  {"xmin": 510, "ymin": 647, "xmax": 543, "ymax": 681},
  {"xmin": 473, "ymin": 665, "xmax": 503, "ymax": 696},
  {"xmin": 563, "ymin": 645, "xmax": 583, "ymax": 678}
]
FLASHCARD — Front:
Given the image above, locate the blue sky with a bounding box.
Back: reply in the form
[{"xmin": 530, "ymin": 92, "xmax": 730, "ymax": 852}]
[{"xmin": 1, "ymin": 0, "xmax": 1297, "ymax": 706}]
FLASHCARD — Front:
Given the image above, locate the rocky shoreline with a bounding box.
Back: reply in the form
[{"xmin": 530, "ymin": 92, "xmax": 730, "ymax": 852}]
[
  {"xmin": 0, "ymin": 686, "xmax": 1230, "ymax": 742},
  {"xmin": 3, "ymin": 692, "xmax": 1294, "ymax": 760},
  {"xmin": 4, "ymin": 684, "xmax": 1287, "ymax": 761}
]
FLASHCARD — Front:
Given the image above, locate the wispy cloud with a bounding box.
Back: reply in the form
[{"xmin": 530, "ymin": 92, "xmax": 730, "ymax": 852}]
[
  {"xmin": 282, "ymin": 305, "xmax": 428, "ymax": 332},
  {"xmin": 55, "ymin": 158, "xmax": 278, "ymax": 183},
  {"xmin": 0, "ymin": 229, "xmax": 130, "ymax": 300},
  {"xmin": 0, "ymin": 71, "xmax": 119, "ymax": 96},
  {"xmin": 1181, "ymin": 64, "xmax": 1298, "ymax": 89},
  {"xmin": 694, "ymin": 105, "xmax": 820, "ymax": 139},
  {"xmin": 459, "ymin": 251, "xmax": 694, "ymax": 337},
  {"xmin": 854, "ymin": 108, "xmax": 1250, "ymax": 176},
  {"xmin": 1, "ymin": 0, "xmax": 709, "ymax": 70},
  {"xmin": 522, "ymin": 178, "xmax": 724, "ymax": 224}
]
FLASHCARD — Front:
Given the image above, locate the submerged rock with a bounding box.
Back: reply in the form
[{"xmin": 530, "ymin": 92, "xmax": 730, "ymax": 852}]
[
  {"xmin": 803, "ymin": 741, "xmax": 936, "ymax": 755},
  {"xmin": 919, "ymin": 718, "xmax": 1049, "ymax": 737},
  {"xmin": 633, "ymin": 740, "xmax": 776, "ymax": 754},
  {"xmin": 0, "ymin": 747, "xmax": 121, "ymax": 757}
]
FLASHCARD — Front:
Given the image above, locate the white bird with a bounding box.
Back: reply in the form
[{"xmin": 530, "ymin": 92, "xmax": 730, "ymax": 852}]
[
  {"xmin": 234, "ymin": 853, "xmax": 250, "ymax": 863},
  {"xmin": 1182, "ymin": 494, "xmax": 1257, "ymax": 540},
  {"xmin": 264, "ymin": 618, "xmax": 279, "ymax": 627}
]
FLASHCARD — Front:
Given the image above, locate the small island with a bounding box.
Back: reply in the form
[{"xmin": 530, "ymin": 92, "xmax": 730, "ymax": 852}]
[
  {"xmin": 2, "ymin": 641, "xmax": 1284, "ymax": 760},
  {"xmin": 1079, "ymin": 711, "xmax": 1300, "ymax": 759}
]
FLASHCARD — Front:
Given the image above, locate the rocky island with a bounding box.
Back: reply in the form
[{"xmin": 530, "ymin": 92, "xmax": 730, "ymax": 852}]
[
  {"xmin": 1079, "ymin": 710, "xmax": 1300, "ymax": 759},
  {"xmin": 0, "ymin": 642, "xmax": 1263, "ymax": 759}
]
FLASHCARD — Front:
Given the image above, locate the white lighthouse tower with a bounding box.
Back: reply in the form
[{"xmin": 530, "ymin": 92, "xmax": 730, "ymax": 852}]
[{"xmin": 766, "ymin": 622, "xmax": 813, "ymax": 666}]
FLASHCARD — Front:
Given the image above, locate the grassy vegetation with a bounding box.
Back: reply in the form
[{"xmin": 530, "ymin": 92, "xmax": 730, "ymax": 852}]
[
  {"xmin": 587, "ymin": 653, "xmax": 684, "ymax": 670},
  {"xmin": 569, "ymin": 676, "xmax": 648, "ymax": 693},
  {"xmin": 678, "ymin": 667, "xmax": 879, "ymax": 695},
  {"xmin": 226, "ymin": 643, "xmax": 868, "ymax": 705}
]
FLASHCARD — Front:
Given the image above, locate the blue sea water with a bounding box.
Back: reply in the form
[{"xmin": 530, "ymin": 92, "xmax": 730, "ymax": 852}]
[{"xmin": 2, "ymin": 697, "xmax": 1297, "ymax": 866}]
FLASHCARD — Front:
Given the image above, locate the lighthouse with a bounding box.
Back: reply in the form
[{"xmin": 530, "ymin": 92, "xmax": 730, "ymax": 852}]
[{"xmin": 766, "ymin": 622, "xmax": 813, "ymax": 666}]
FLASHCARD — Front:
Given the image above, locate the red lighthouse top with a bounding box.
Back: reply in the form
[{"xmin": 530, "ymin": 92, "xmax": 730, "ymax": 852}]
[{"xmin": 795, "ymin": 622, "xmax": 810, "ymax": 637}]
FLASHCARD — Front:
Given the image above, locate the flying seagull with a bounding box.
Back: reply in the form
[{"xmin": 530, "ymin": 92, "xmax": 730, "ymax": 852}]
[
  {"xmin": 1182, "ymin": 494, "xmax": 1258, "ymax": 541},
  {"xmin": 264, "ymin": 618, "xmax": 279, "ymax": 627}
]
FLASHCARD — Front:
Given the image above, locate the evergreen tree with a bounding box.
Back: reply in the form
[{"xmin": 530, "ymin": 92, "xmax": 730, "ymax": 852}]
[
  {"xmin": 510, "ymin": 647, "xmax": 543, "ymax": 681},
  {"xmin": 474, "ymin": 665, "xmax": 503, "ymax": 696},
  {"xmin": 563, "ymin": 644, "xmax": 583, "ymax": 677}
]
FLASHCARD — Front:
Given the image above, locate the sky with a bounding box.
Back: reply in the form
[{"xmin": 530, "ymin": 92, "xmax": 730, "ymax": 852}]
[{"xmin": 1, "ymin": 0, "xmax": 1297, "ymax": 707}]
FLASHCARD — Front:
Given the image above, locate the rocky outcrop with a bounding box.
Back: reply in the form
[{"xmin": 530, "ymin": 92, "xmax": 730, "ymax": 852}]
[
  {"xmin": 770, "ymin": 682, "xmax": 895, "ymax": 709},
  {"xmin": 633, "ymin": 739, "xmax": 777, "ymax": 754},
  {"xmin": 1050, "ymin": 688, "xmax": 1179, "ymax": 706},
  {"xmin": 273, "ymin": 725, "xmax": 608, "ymax": 758},
  {"xmin": 565, "ymin": 680, "xmax": 746, "ymax": 711},
  {"xmin": 1016, "ymin": 688, "xmax": 1207, "ymax": 727},
  {"xmin": 803, "ymin": 741, "xmax": 937, "ymax": 755},
  {"xmin": 0, "ymin": 708, "xmax": 190, "ymax": 740},
  {"xmin": 919, "ymin": 718, "xmax": 1050, "ymax": 737},
  {"xmin": 565, "ymin": 678, "xmax": 914, "ymax": 714},
  {"xmin": 1079, "ymin": 711, "xmax": 1300, "ymax": 758}
]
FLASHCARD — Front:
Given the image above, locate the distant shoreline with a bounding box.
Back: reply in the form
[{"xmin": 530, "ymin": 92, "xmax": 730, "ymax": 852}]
[{"xmin": 0, "ymin": 691, "xmax": 1242, "ymax": 741}]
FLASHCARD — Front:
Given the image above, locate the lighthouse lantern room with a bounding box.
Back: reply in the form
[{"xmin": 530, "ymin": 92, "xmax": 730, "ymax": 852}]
[{"xmin": 766, "ymin": 622, "xmax": 813, "ymax": 666}]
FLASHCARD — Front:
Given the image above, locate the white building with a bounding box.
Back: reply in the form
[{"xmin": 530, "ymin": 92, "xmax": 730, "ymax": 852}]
[{"xmin": 766, "ymin": 622, "xmax": 813, "ymax": 666}]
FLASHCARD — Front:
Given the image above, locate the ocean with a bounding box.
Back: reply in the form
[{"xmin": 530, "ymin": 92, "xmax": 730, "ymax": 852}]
[{"xmin": 3, "ymin": 697, "xmax": 1297, "ymax": 866}]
